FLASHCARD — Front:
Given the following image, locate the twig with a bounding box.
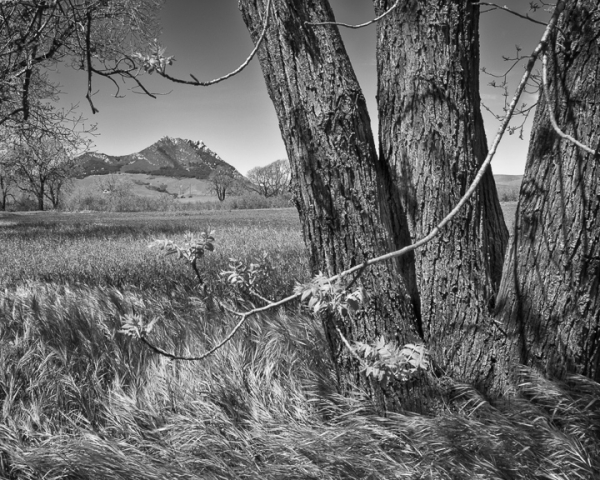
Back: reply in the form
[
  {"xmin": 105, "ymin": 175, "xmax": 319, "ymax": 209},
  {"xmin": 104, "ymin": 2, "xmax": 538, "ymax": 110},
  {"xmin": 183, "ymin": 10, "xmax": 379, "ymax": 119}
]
[
  {"xmin": 139, "ymin": 1, "xmax": 566, "ymax": 363},
  {"xmin": 335, "ymin": 326, "xmax": 366, "ymax": 365},
  {"xmin": 157, "ymin": 0, "xmax": 272, "ymax": 86},
  {"xmin": 476, "ymin": 2, "xmax": 548, "ymax": 26},
  {"xmin": 541, "ymin": 52, "xmax": 598, "ymax": 156},
  {"xmin": 140, "ymin": 312, "xmax": 250, "ymax": 361},
  {"xmin": 345, "ymin": 261, "xmax": 368, "ymax": 292},
  {"xmin": 249, "ymin": 287, "xmax": 275, "ymax": 305},
  {"xmin": 306, "ymin": 0, "xmax": 400, "ymax": 29}
]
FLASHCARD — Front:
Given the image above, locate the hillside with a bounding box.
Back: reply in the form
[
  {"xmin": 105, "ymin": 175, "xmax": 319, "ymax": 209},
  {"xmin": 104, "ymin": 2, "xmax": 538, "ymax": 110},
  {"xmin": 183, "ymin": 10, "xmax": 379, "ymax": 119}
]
[
  {"xmin": 494, "ymin": 174, "xmax": 523, "ymax": 187},
  {"xmin": 494, "ymin": 174, "xmax": 523, "ymax": 202},
  {"xmin": 76, "ymin": 137, "xmax": 238, "ymax": 179},
  {"xmin": 71, "ymin": 173, "xmax": 217, "ymax": 202}
]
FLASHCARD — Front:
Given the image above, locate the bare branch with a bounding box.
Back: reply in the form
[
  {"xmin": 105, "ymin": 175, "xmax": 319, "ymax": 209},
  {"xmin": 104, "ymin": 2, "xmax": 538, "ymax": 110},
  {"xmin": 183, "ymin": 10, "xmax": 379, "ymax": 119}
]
[
  {"xmin": 140, "ymin": 310, "xmax": 251, "ymax": 361},
  {"xmin": 306, "ymin": 0, "xmax": 400, "ymax": 29},
  {"xmin": 476, "ymin": 2, "xmax": 548, "ymax": 26},
  {"xmin": 156, "ymin": 0, "xmax": 272, "ymax": 86},
  {"xmin": 541, "ymin": 52, "xmax": 598, "ymax": 156},
  {"xmin": 335, "ymin": 326, "xmax": 366, "ymax": 364}
]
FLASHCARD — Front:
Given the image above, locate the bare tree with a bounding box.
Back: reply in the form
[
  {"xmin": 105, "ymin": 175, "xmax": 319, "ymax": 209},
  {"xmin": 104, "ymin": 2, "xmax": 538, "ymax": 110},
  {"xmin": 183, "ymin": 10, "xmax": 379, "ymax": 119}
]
[
  {"xmin": 246, "ymin": 159, "xmax": 290, "ymax": 197},
  {"xmin": 10, "ymin": 132, "xmax": 81, "ymax": 210},
  {"xmin": 0, "ymin": 162, "xmax": 17, "ymax": 211},
  {"xmin": 209, "ymin": 167, "xmax": 237, "ymax": 202}
]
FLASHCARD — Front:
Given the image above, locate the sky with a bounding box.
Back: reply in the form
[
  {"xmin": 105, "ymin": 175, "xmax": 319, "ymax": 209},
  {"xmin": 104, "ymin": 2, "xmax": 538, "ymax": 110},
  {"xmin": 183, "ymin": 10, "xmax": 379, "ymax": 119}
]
[{"xmin": 50, "ymin": 0, "xmax": 549, "ymax": 175}]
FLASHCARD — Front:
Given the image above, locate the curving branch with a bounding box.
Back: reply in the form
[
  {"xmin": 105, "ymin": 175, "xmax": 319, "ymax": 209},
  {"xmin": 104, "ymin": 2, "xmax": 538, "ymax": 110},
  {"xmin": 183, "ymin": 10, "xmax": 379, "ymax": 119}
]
[
  {"xmin": 305, "ymin": 0, "xmax": 400, "ymax": 29},
  {"xmin": 157, "ymin": 0, "xmax": 272, "ymax": 86},
  {"xmin": 139, "ymin": 1, "xmax": 567, "ymax": 363},
  {"xmin": 542, "ymin": 52, "xmax": 598, "ymax": 156},
  {"xmin": 140, "ymin": 311, "xmax": 251, "ymax": 361}
]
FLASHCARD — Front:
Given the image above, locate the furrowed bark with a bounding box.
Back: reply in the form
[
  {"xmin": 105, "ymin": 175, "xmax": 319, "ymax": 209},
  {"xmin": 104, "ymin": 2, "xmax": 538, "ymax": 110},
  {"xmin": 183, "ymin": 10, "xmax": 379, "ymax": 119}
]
[
  {"xmin": 496, "ymin": 0, "xmax": 600, "ymax": 382},
  {"xmin": 374, "ymin": 0, "xmax": 509, "ymax": 393},
  {"xmin": 239, "ymin": 0, "xmax": 426, "ymax": 411}
]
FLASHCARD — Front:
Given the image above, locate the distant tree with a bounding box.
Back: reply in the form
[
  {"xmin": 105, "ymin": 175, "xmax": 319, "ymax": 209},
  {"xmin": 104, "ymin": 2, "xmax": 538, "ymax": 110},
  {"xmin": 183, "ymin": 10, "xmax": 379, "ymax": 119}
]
[
  {"xmin": 95, "ymin": 174, "xmax": 132, "ymax": 197},
  {"xmin": 209, "ymin": 167, "xmax": 237, "ymax": 202},
  {"xmin": 0, "ymin": 162, "xmax": 17, "ymax": 211},
  {"xmin": 45, "ymin": 164, "xmax": 80, "ymax": 209},
  {"xmin": 246, "ymin": 159, "xmax": 290, "ymax": 197},
  {"xmin": 10, "ymin": 133, "xmax": 80, "ymax": 210}
]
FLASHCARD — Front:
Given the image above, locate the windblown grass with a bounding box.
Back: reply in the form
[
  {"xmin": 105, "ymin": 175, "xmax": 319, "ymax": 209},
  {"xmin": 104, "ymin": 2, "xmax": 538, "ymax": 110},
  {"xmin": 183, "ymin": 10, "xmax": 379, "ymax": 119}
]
[
  {"xmin": 0, "ymin": 210, "xmax": 304, "ymax": 297},
  {"xmin": 1, "ymin": 210, "xmax": 599, "ymax": 479}
]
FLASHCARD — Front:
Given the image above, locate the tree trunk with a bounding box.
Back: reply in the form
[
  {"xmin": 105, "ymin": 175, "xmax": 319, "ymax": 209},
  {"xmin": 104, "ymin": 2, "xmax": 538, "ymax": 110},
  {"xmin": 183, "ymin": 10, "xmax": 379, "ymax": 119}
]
[
  {"xmin": 496, "ymin": 0, "xmax": 600, "ymax": 382},
  {"xmin": 374, "ymin": 0, "xmax": 509, "ymax": 393},
  {"xmin": 239, "ymin": 0, "xmax": 426, "ymax": 411},
  {"xmin": 37, "ymin": 180, "xmax": 45, "ymax": 211}
]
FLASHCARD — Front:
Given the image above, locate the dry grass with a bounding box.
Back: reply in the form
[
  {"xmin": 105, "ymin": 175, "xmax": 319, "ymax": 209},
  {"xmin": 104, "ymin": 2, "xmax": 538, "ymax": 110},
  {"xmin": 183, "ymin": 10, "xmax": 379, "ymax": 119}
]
[{"xmin": 1, "ymin": 210, "xmax": 598, "ymax": 479}]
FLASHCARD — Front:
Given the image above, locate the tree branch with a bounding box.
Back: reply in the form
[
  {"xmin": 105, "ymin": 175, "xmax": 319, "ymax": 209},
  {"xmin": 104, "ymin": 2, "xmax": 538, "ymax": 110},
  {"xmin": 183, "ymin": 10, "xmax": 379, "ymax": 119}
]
[
  {"xmin": 475, "ymin": 2, "xmax": 548, "ymax": 26},
  {"xmin": 85, "ymin": 11, "xmax": 98, "ymax": 114},
  {"xmin": 305, "ymin": 0, "xmax": 400, "ymax": 29},
  {"xmin": 157, "ymin": 0, "xmax": 272, "ymax": 86}
]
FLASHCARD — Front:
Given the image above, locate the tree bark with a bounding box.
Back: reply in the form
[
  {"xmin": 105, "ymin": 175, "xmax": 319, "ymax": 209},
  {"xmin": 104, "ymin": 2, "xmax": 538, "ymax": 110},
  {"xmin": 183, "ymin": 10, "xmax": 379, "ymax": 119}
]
[
  {"xmin": 374, "ymin": 0, "xmax": 509, "ymax": 392},
  {"xmin": 239, "ymin": 0, "xmax": 426, "ymax": 411},
  {"xmin": 496, "ymin": 0, "xmax": 600, "ymax": 382}
]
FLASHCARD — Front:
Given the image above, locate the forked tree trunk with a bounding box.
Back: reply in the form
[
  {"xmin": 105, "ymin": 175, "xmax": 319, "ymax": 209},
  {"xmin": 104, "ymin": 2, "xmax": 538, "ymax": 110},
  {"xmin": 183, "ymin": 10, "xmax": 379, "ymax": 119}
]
[
  {"xmin": 496, "ymin": 0, "xmax": 600, "ymax": 382},
  {"xmin": 239, "ymin": 0, "xmax": 425, "ymax": 411},
  {"xmin": 374, "ymin": 0, "xmax": 509, "ymax": 393}
]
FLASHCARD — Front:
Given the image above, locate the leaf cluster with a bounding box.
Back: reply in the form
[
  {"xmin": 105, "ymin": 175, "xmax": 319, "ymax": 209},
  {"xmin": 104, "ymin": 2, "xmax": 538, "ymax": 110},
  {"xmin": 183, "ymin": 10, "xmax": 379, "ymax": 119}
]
[
  {"xmin": 149, "ymin": 230, "xmax": 215, "ymax": 265},
  {"xmin": 118, "ymin": 312, "xmax": 159, "ymax": 340},
  {"xmin": 294, "ymin": 273, "xmax": 366, "ymax": 318},
  {"xmin": 133, "ymin": 41, "xmax": 175, "ymax": 75},
  {"xmin": 222, "ymin": 253, "xmax": 269, "ymax": 288},
  {"xmin": 354, "ymin": 340, "xmax": 431, "ymax": 383}
]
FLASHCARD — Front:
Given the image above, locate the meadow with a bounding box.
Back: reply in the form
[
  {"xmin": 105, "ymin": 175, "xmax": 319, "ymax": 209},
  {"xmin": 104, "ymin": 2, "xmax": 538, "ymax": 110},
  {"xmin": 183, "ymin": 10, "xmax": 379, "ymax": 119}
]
[{"xmin": 1, "ymin": 208, "xmax": 598, "ymax": 479}]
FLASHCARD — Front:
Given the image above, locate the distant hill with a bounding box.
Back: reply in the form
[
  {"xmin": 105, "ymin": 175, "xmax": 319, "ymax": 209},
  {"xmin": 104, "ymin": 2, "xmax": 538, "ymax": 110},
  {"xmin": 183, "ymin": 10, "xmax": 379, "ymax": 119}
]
[
  {"xmin": 76, "ymin": 137, "xmax": 239, "ymax": 179},
  {"xmin": 494, "ymin": 174, "xmax": 523, "ymax": 202},
  {"xmin": 494, "ymin": 174, "xmax": 523, "ymax": 187}
]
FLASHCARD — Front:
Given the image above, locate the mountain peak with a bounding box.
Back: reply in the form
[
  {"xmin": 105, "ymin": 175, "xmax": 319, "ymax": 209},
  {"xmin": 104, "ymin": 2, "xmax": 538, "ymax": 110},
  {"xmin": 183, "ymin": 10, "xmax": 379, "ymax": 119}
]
[{"xmin": 76, "ymin": 138, "xmax": 237, "ymax": 179}]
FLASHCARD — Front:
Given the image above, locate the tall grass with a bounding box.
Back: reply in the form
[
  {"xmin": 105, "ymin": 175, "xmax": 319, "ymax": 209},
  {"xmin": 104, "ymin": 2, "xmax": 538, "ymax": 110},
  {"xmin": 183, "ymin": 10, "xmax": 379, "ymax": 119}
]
[{"xmin": 1, "ymin": 210, "xmax": 599, "ymax": 479}]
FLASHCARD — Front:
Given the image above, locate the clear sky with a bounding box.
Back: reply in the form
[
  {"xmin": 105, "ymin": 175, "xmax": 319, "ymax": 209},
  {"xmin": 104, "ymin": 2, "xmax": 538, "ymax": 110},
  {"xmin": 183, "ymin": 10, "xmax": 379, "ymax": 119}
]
[{"xmin": 50, "ymin": 0, "xmax": 548, "ymax": 175}]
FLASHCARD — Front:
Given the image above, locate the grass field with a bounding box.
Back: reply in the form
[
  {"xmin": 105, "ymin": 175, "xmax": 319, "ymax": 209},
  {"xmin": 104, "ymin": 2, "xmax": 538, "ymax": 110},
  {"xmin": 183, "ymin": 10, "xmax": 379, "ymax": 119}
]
[{"xmin": 1, "ymin": 207, "xmax": 598, "ymax": 479}]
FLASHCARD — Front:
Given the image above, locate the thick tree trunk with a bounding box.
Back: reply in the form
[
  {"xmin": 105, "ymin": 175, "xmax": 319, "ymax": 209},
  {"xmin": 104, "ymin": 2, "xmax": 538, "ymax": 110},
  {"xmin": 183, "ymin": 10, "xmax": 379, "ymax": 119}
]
[
  {"xmin": 374, "ymin": 0, "xmax": 509, "ymax": 392},
  {"xmin": 239, "ymin": 0, "xmax": 426, "ymax": 411},
  {"xmin": 496, "ymin": 0, "xmax": 600, "ymax": 382}
]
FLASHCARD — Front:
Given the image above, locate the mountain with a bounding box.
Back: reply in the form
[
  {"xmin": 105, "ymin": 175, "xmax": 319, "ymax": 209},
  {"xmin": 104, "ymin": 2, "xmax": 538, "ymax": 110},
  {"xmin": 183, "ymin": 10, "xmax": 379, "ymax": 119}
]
[{"xmin": 76, "ymin": 137, "xmax": 238, "ymax": 179}]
